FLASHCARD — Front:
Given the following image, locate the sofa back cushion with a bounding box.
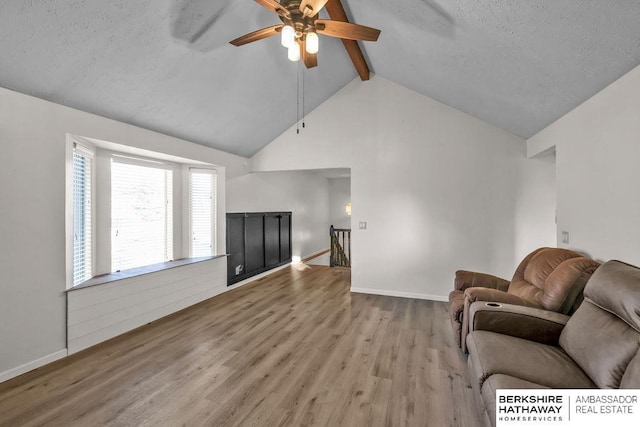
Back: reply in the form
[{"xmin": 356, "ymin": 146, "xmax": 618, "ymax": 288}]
[
  {"xmin": 559, "ymin": 260, "xmax": 640, "ymax": 388},
  {"xmin": 510, "ymin": 248, "xmax": 600, "ymax": 314}
]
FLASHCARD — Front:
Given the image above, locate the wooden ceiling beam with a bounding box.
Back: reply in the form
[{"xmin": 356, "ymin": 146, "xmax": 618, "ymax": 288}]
[{"xmin": 324, "ymin": 0, "xmax": 371, "ymax": 81}]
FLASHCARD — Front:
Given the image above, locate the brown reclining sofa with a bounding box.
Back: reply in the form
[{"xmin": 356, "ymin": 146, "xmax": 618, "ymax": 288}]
[
  {"xmin": 450, "ymin": 247, "xmax": 601, "ymax": 353},
  {"xmin": 465, "ymin": 260, "xmax": 640, "ymax": 427}
]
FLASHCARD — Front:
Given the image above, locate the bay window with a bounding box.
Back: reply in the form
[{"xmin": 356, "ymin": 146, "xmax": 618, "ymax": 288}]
[{"xmin": 69, "ymin": 138, "xmax": 218, "ymax": 287}]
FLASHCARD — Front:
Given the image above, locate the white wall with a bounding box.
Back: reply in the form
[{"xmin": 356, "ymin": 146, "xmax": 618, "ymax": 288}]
[
  {"xmin": 0, "ymin": 87, "xmax": 247, "ymax": 380},
  {"xmin": 329, "ymin": 177, "xmax": 352, "ymax": 230},
  {"xmin": 528, "ymin": 64, "xmax": 640, "ymax": 265},
  {"xmin": 513, "ymin": 151, "xmax": 557, "ymax": 261},
  {"xmin": 251, "ymin": 76, "xmax": 556, "ymax": 300},
  {"xmin": 226, "ymin": 171, "xmax": 330, "ymax": 260}
]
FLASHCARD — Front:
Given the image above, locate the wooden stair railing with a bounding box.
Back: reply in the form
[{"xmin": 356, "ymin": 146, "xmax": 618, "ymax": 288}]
[{"xmin": 330, "ymin": 225, "xmax": 351, "ymax": 268}]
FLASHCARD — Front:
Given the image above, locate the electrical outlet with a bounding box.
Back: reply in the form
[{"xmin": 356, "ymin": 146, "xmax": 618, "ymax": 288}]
[
  {"xmin": 562, "ymin": 231, "xmax": 570, "ymax": 244},
  {"xmin": 359, "ymin": 221, "xmax": 367, "ymax": 230}
]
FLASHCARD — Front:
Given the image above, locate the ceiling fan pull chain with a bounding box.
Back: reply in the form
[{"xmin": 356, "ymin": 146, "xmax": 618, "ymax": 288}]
[{"xmin": 302, "ymin": 65, "xmax": 306, "ymax": 129}]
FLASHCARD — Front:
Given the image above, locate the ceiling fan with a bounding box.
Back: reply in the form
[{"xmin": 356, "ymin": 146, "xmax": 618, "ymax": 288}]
[{"xmin": 230, "ymin": 0, "xmax": 380, "ymax": 73}]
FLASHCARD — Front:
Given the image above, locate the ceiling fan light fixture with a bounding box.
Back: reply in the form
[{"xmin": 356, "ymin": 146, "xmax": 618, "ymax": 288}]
[
  {"xmin": 229, "ymin": 0, "xmax": 381, "ymax": 77},
  {"xmin": 281, "ymin": 25, "xmax": 295, "ymax": 48},
  {"xmin": 288, "ymin": 41, "xmax": 301, "ymax": 61},
  {"xmin": 305, "ymin": 32, "xmax": 319, "ymax": 54}
]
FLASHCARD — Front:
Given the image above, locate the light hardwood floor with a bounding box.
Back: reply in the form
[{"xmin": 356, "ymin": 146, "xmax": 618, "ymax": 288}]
[{"xmin": 0, "ymin": 265, "xmax": 480, "ymax": 426}]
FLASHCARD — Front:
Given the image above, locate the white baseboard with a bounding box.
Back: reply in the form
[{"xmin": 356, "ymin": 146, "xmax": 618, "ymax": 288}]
[
  {"xmin": 0, "ymin": 349, "xmax": 68, "ymax": 383},
  {"xmin": 350, "ymin": 287, "xmax": 448, "ymax": 302}
]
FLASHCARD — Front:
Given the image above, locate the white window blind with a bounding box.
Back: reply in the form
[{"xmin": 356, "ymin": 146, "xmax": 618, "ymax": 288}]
[
  {"xmin": 72, "ymin": 146, "xmax": 93, "ymax": 285},
  {"xmin": 190, "ymin": 169, "xmax": 217, "ymax": 257},
  {"xmin": 111, "ymin": 157, "xmax": 173, "ymax": 271}
]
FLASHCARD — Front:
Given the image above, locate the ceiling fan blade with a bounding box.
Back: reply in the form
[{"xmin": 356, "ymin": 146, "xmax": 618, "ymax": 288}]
[
  {"xmin": 299, "ymin": 0, "xmax": 329, "ymax": 17},
  {"xmin": 230, "ymin": 24, "xmax": 283, "ymax": 46},
  {"xmin": 255, "ymin": 0, "xmax": 291, "ymax": 19},
  {"xmin": 315, "ymin": 20, "xmax": 380, "ymax": 41},
  {"xmin": 324, "ymin": 0, "xmax": 373, "ymax": 81},
  {"xmin": 301, "ymin": 39, "xmax": 318, "ymax": 68}
]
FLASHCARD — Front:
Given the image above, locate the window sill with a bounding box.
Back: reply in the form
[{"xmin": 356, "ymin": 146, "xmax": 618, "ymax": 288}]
[{"xmin": 68, "ymin": 255, "xmax": 228, "ymax": 292}]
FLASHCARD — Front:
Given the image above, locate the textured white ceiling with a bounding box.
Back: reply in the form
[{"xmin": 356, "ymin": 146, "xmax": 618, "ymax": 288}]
[
  {"xmin": 1, "ymin": 1, "xmax": 639, "ymax": 157},
  {"xmin": 356, "ymin": 0, "xmax": 640, "ymax": 138}
]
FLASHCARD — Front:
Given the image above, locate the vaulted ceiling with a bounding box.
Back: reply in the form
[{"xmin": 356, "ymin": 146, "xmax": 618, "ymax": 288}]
[{"xmin": 1, "ymin": 1, "xmax": 639, "ymax": 157}]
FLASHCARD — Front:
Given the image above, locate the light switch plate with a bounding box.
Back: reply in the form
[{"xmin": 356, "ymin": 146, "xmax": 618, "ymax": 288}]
[
  {"xmin": 359, "ymin": 221, "xmax": 367, "ymax": 230},
  {"xmin": 562, "ymin": 231, "xmax": 569, "ymax": 244}
]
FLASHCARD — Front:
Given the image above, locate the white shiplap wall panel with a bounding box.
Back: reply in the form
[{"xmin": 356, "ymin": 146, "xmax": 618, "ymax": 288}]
[
  {"xmin": 69, "ymin": 278, "xmax": 218, "ymax": 339},
  {"xmin": 69, "ymin": 263, "xmax": 224, "ymax": 324},
  {"xmin": 68, "ymin": 287, "xmax": 221, "ymax": 354},
  {"xmin": 69, "ymin": 266, "xmax": 199, "ymax": 309},
  {"xmin": 67, "ymin": 257, "xmax": 227, "ymax": 354}
]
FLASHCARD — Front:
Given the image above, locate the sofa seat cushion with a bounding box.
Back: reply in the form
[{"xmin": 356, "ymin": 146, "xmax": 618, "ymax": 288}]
[
  {"xmin": 467, "ymin": 330, "xmax": 596, "ymax": 390},
  {"xmin": 482, "ymin": 374, "xmax": 548, "ymax": 427}
]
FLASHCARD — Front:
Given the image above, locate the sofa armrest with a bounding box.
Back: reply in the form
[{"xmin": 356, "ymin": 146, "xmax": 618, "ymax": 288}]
[
  {"xmin": 454, "ymin": 270, "xmax": 510, "ymax": 292},
  {"xmin": 468, "ymin": 302, "xmax": 570, "ymax": 346},
  {"xmin": 459, "ymin": 288, "xmax": 537, "ymax": 353},
  {"xmin": 463, "ymin": 287, "xmax": 538, "ymax": 307}
]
